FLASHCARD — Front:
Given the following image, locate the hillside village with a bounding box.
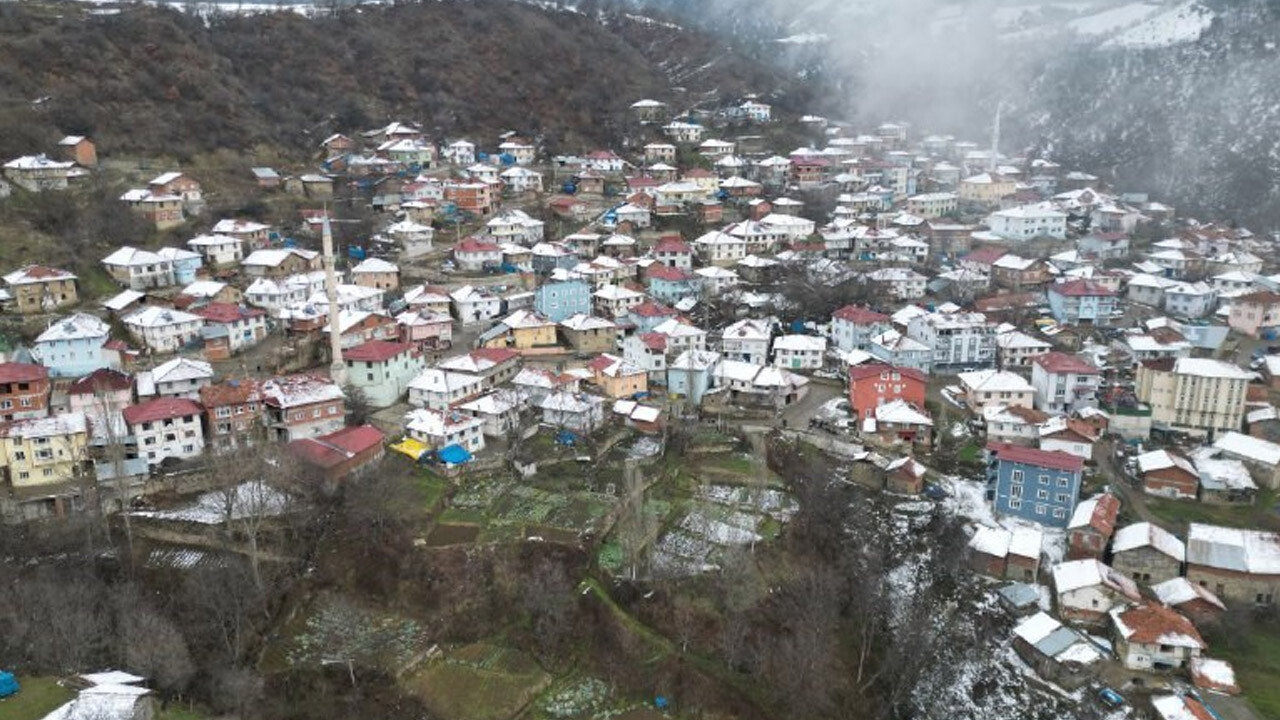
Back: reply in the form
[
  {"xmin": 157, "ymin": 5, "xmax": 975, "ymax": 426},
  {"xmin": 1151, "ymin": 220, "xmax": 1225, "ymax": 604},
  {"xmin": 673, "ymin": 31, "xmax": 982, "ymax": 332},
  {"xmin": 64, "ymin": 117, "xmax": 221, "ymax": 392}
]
[{"xmin": 3, "ymin": 47, "xmax": 1280, "ymax": 720}]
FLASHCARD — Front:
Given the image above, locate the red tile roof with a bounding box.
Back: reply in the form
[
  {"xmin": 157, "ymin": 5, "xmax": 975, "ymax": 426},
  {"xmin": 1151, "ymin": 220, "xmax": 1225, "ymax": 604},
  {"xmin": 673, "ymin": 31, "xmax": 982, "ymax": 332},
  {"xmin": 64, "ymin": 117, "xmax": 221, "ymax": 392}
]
[
  {"xmin": 1050, "ymin": 279, "xmax": 1117, "ymax": 297},
  {"xmin": 470, "ymin": 347, "xmax": 519, "ymax": 365},
  {"xmin": 1114, "ymin": 603, "xmax": 1205, "ymax": 648},
  {"xmin": 629, "ymin": 300, "xmax": 678, "ymax": 318},
  {"xmin": 653, "ymin": 238, "xmax": 692, "ymax": 254},
  {"xmin": 455, "ymin": 238, "xmax": 501, "ymax": 254},
  {"xmin": 847, "ymin": 364, "xmax": 927, "ymax": 385},
  {"xmin": 0, "ymin": 362, "xmax": 48, "ymax": 384},
  {"xmin": 199, "ymin": 379, "xmax": 263, "ymax": 408},
  {"xmin": 1236, "ymin": 290, "xmax": 1280, "ymax": 305},
  {"xmin": 123, "ymin": 397, "xmax": 203, "ymax": 424},
  {"xmin": 1032, "ymin": 351, "xmax": 1100, "ymax": 375},
  {"xmin": 195, "ymin": 302, "xmax": 266, "ymax": 324},
  {"xmin": 964, "ymin": 247, "xmax": 1007, "ymax": 265},
  {"xmin": 987, "ymin": 442, "xmax": 1085, "ymax": 473},
  {"xmin": 646, "ymin": 264, "xmax": 691, "ymax": 282},
  {"xmin": 343, "ymin": 340, "xmax": 413, "ymax": 363},
  {"xmin": 1082, "ymin": 493, "xmax": 1120, "ymax": 536},
  {"xmin": 67, "ymin": 368, "xmax": 132, "ymax": 395},
  {"xmin": 640, "ymin": 333, "xmax": 667, "ymax": 351},
  {"xmin": 288, "ymin": 424, "xmax": 385, "ymax": 469},
  {"xmin": 833, "ymin": 304, "xmax": 890, "ymax": 324}
]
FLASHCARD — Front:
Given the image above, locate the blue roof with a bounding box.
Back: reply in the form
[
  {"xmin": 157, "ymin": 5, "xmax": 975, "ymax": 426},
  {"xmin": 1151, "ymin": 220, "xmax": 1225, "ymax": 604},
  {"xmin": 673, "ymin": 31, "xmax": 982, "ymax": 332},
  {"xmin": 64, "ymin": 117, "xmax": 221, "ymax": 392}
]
[{"xmin": 438, "ymin": 444, "xmax": 473, "ymax": 465}]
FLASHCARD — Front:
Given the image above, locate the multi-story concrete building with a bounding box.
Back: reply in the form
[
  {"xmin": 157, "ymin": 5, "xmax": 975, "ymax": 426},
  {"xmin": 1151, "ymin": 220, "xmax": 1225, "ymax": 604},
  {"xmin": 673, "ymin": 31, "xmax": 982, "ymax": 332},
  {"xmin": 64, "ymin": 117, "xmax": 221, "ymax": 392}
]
[
  {"xmin": 1031, "ymin": 352, "xmax": 1101, "ymax": 415},
  {"xmin": 1136, "ymin": 357, "xmax": 1250, "ymax": 439},
  {"xmin": 124, "ymin": 397, "xmax": 206, "ymax": 465},
  {"xmin": 988, "ymin": 443, "xmax": 1085, "ymax": 528},
  {"xmin": 906, "ymin": 312, "xmax": 996, "ymax": 372}
]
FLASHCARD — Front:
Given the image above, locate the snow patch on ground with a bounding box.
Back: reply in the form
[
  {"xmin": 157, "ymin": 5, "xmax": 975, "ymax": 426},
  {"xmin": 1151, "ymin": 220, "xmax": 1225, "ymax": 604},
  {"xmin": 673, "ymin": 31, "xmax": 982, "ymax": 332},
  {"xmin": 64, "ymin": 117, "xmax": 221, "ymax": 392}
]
[
  {"xmin": 941, "ymin": 477, "xmax": 1066, "ymax": 566},
  {"xmin": 1102, "ymin": 2, "xmax": 1214, "ymax": 48},
  {"xmin": 776, "ymin": 32, "xmax": 830, "ymax": 44},
  {"xmin": 1067, "ymin": 2, "xmax": 1161, "ymax": 35}
]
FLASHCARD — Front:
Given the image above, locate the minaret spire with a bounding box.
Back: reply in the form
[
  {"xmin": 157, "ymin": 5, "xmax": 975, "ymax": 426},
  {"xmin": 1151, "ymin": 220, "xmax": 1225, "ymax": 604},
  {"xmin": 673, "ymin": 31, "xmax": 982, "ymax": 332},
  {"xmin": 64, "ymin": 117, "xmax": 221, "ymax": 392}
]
[{"xmin": 321, "ymin": 209, "xmax": 348, "ymax": 385}]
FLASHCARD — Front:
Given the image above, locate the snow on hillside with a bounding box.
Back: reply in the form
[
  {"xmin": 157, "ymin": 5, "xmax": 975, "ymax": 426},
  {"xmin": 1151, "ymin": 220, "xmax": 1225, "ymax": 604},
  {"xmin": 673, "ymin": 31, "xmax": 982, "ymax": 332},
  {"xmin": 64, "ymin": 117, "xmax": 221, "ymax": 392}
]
[
  {"xmin": 1066, "ymin": 2, "xmax": 1161, "ymax": 35},
  {"xmin": 776, "ymin": 32, "xmax": 830, "ymax": 44},
  {"xmin": 1102, "ymin": 1, "xmax": 1214, "ymax": 47}
]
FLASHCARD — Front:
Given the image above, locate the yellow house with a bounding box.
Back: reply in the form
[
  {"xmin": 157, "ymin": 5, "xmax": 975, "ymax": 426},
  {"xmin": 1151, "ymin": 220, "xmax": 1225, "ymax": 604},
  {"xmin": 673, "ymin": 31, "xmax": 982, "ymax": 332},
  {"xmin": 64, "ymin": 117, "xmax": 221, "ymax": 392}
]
[
  {"xmin": 2, "ymin": 265, "xmax": 79, "ymax": 314},
  {"xmin": 485, "ymin": 309, "xmax": 559, "ymax": 351},
  {"xmin": 0, "ymin": 412, "xmax": 91, "ymax": 521},
  {"xmin": 959, "ymin": 172, "xmax": 1016, "ymax": 206},
  {"xmin": 587, "ymin": 354, "xmax": 648, "ymax": 398}
]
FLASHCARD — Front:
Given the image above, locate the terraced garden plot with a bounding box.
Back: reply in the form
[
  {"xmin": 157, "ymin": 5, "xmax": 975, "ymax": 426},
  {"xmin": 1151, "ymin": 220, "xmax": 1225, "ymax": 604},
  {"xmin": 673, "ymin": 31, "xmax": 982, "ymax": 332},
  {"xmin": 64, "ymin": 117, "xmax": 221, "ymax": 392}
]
[{"xmin": 404, "ymin": 643, "xmax": 551, "ymax": 720}]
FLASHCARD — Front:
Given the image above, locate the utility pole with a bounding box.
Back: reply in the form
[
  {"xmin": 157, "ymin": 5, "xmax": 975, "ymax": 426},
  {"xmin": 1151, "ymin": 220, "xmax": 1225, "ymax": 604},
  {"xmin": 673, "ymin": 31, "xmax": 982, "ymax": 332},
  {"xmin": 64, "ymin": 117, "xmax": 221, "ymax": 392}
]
[{"xmin": 321, "ymin": 212, "xmax": 348, "ymax": 385}]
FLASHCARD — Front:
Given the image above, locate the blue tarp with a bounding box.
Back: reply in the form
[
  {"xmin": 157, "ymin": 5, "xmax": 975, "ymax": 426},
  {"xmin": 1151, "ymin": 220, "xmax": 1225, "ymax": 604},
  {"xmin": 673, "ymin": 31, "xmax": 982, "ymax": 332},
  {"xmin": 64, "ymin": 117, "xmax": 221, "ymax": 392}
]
[
  {"xmin": 0, "ymin": 671, "xmax": 19, "ymax": 698},
  {"xmin": 438, "ymin": 444, "xmax": 473, "ymax": 465}
]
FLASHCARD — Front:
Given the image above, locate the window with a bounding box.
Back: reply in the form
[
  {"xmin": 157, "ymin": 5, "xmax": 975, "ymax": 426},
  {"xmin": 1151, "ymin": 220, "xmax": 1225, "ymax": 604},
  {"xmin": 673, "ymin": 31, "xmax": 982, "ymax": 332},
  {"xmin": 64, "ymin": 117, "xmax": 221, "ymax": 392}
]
[
  {"xmin": 1011, "ymin": 485, "xmax": 1022, "ymax": 498},
  {"xmin": 1008, "ymin": 498, "xmax": 1022, "ymax": 510},
  {"xmin": 1039, "ymin": 474, "xmax": 1050, "ymax": 484},
  {"xmin": 1035, "ymin": 504, "xmax": 1046, "ymax": 515},
  {"xmin": 1057, "ymin": 477, "xmax": 1068, "ymax": 487},
  {"xmin": 215, "ymin": 407, "xmax": 232, "ymax": 419},
  {"xmin": 1036, "ymin": 489, "xmax": 1048, "ymax": 500},
  {"xmin": 1011, "ymin": 469, "xmax": 1023, "ymax": 482},
  {"xmin": 1053, "ymin": 508, "xmax": 1066, "ymax": 519}
]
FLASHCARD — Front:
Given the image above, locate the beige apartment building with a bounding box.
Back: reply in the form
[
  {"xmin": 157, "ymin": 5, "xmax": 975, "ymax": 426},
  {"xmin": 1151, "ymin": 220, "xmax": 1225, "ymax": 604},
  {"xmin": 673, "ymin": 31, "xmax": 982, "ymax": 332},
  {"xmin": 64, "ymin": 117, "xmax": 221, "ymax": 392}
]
[{"xmin": 1135, "ymin": 357, "xmax": 1250, "ymax": 438}]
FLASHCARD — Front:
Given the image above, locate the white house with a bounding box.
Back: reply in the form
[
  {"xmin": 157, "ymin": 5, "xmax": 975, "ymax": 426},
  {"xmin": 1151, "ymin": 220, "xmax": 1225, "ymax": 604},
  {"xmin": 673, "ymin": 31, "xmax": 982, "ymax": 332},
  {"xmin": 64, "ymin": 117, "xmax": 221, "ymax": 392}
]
[
  {"xmin": 185, "ymin": 234, "xmax": 243, "ymax": 267},
  {"xmin": 866, "ymin": 268, "xmax": 927, "ymax": 299},
  {"xmin": 720, "ymin": 319, "xmax": 772, "ymax": 365},
  {"xmin": 123, "ymin": 397, "xmax": 206, "ymax": 465},
  {"xmin": 1164, "ymin": 282, "xmax": 1218, "ymax": 319},
  {"xmin": 986, "ymin": 203, "xmax": 1068, "ymax": 241},
  {"xmin": 694, "ymin": 231, "xmax": 748, "ymax": 266},
  {"xmin": 1031, "ymin": 352, "xmax": 1101, "ymax": 415},
  {"xmin": 957, "ymin": 368, "xmax": 1034, "ymax": 411},
  {"xmin": 500, "ymin": 166, "xmax": 544, "ymax": 193},
  {"xmin": 123, "ymin": 307, "xmax": 205, "ymax": 354},
  {"xmin": 1110, "ymin": 603, "xmax": 1205, "ymax": 671},
  {"xmin": 101, "ymin": 247, "xmax": 176, "ymax": 290},
  {"xmin": 405, "ymin": 407, "xmax": 486, "ymax": 453},
  {"xmin": 906, "ymin": 312, "xmax": 996, "ymax": 371},
  {"xmin": 407, "ymin": 368, "xmax": 485, "ymax": 411},
  {"xmin": 450, "ymin": 285, "xmax": 503, "ymax": 325},
  {"xmin": 772, "ymin": 335, "xmax": 826, "ymax": 370},
  {"xmin": 1052, "ymin": 558, "xmax": 1141, "ymax": 625},
  {"xmin": 141, "ymin": 357, "xmax": 214, "ymax": 400},
  {"xmin": 538, "ymin": 390, "xmax": 605, "ymax": 433}
]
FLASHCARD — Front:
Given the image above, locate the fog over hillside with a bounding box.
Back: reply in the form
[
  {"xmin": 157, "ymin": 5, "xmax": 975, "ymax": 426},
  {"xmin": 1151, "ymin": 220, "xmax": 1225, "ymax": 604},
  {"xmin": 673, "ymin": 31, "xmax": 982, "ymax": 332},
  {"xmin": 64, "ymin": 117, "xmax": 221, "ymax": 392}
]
[{"xmin": 629, "ymin": 0, "xmax": 1280, "ymax": 227}]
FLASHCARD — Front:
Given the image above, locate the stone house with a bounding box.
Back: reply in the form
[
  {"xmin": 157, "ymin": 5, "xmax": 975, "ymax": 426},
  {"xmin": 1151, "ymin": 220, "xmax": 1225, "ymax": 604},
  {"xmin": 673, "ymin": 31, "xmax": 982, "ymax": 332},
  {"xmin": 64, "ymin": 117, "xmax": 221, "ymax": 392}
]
[{"xmin": 1110, "ymin": 522, "xmax": 1186, "ymax": 585}]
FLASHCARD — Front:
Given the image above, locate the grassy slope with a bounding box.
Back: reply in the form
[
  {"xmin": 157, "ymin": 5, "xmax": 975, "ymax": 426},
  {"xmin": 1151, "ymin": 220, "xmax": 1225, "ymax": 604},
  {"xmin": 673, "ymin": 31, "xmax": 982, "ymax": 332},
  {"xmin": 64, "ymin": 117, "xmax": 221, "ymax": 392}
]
[{"xmin": 0, "ymin": 676, "xmax": 75, "ymax": 720}]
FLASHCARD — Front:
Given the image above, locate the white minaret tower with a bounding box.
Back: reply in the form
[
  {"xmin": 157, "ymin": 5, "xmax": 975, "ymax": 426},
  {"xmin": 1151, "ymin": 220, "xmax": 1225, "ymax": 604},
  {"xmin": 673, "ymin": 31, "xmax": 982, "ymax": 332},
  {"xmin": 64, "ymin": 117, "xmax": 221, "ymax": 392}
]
[{"xmin": 321, "ymin": 212, "xmax": 348, "ymax": 386}]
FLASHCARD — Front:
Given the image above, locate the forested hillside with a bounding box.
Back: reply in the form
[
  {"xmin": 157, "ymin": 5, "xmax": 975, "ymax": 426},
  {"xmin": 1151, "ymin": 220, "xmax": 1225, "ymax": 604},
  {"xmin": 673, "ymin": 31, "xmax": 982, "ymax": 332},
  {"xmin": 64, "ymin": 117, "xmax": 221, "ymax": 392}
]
[{"xmin": 0, "ymin": 1, "xmax": 808, "ymax": 162}]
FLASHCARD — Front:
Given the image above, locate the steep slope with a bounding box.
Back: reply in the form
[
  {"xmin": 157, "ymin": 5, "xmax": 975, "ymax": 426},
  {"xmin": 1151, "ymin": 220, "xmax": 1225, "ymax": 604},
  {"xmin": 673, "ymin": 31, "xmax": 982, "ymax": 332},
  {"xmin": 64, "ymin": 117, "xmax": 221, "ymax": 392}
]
[
  {"xmin": 626, "ymin": 0, "xmax": 1280, "ymax": 227},
  {"xmin": 0, "ymin": 1, "xmax": 800, "ymax": 161}
]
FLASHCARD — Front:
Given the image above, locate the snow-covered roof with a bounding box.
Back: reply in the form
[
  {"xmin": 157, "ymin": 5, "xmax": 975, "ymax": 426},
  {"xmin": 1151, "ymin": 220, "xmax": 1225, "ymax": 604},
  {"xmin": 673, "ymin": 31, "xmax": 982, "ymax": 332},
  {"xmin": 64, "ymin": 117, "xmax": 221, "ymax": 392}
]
[
  {"xmin": 151, "ymin": 357, "xmax": 214, "ymax": 384},
  {"xmin": 408, "ymin": 368, "xmax": 484, "ymax": 394},
  {"xmin": 1186, "ymin": 523, "xmax": 1280, "ymax": 574},
  {"xmin": 772, "ymin": 334, "xmax": 826, "ymax": 352},
  {"xmin": 874, "ymin": 399, "xmax": 933, "ymax": 427},
  {"xmin": 123, "ymin": 306, "xmax": 203, "ymax": 328},
  {"xmin": 1213, "ymin": 431, "xmax": 1280, "ymax": 466},
  {"xmin": 1112, "ymin": 522, "xmax": 1185, "ymax": 561},
  {"xmin": 351, "ymin": 257, "xmax": 399, "ymax": 274},
  {"xmin": 958, "ymin": 369, "xmax": 1033, "ymax": 394}
]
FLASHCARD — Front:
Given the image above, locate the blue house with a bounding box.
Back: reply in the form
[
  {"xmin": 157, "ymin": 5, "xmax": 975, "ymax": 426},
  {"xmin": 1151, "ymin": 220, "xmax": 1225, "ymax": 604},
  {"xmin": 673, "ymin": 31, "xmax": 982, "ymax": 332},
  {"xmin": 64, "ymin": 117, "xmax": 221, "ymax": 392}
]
[
  {"xmin": 1046, "ymin": 279, "xmax": 1118, "ymax": 327},
  {"xmin": 645, "ymin": 265, "xmax": 699, "ymax": 304},
  {"xmin": 534, "ymin": 280, "xmax": 591, "ymax": 323},
  {"xmin": 31, "ymin": 313, "xmax": 114, "ymax": 377},
  {"xmin": 987, "ymin": 443, "xmax": 1084, "ymax": 528},
  {"xmin": 157, "ymin": 247, "xmax": 204, "ymax": 285},
  {"xmin": 667, "ymin": 349, "xmax": 721, "ymax": 405}
]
